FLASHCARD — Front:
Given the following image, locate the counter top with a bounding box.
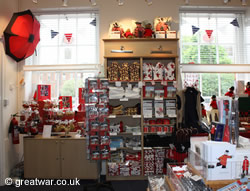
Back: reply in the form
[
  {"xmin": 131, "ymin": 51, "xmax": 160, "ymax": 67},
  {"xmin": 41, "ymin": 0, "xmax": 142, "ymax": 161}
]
[{"xmin": 23, "ymin": 134, "xmax": 86, "ymax": 140}]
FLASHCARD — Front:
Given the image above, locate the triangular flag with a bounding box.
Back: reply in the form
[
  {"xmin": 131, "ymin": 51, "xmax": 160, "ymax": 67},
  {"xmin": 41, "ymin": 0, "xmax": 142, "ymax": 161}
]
[
  {"xmin": 192, "ymin": 25, "xmax": 200, "ymax": 35},
  {"xmin": 230, "ymin": 18, "xmax": 239, "ymax": 27},
  {"xmin": 90, "ymin": 18, "xmax": 96, "ymax": 26},
  {"xmin": 205, "ymin": 30, "xmax": 213, "ymax": 38},
  {"xmin": 64, "ymin": 33, "xmax": 72, "ymax": 43},
  {"xmin": 51, "ymin": 30, "xmax": 59, "ymax": 39}
]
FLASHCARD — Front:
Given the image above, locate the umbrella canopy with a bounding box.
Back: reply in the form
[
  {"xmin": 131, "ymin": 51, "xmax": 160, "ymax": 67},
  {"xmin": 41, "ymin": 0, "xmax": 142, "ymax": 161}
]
[{"xmin": 4, "ymin": 10, "xmax": 40, "ymax": 62}]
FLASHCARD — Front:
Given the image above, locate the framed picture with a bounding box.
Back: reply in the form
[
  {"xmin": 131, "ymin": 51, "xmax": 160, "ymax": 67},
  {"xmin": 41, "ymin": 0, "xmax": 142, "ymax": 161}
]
[
  {"xmin": 59, "ymin": 96, "xmax": 72, "ymax": 110},
  {"xmin": 37, "ymin": 85, "xmax": 51, "ymax": 101}
]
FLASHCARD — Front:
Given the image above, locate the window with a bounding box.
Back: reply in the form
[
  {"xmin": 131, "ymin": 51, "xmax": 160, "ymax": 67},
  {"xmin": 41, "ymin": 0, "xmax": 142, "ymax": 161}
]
[
  {"xmin": 24, "ymin": 10, "xmax": 99, "ymax": 109},
  {"xmin": 180, "ymin": 9, "xmax": 250, "ymax": 99}
]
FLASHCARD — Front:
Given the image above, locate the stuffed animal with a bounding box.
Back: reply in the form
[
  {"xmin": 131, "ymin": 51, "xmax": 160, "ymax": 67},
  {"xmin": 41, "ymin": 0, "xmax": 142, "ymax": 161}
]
[
  {"xmin": 134, "ymin": 21, "xmax": 145, "ymax": 38},
  {"xmin": 124, "ymin": 29, "xmax": 133, "ymax": 38},
  {"xmin": 144, "ymin": 23, "xmax": 154, "ymax": 38}
]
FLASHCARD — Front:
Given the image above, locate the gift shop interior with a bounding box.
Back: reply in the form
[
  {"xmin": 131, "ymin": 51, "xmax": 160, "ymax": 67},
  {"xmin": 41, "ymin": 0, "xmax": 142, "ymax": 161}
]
[{"xmin": 1, "ymin": 0, "xmax": 250, "ymax": 191}]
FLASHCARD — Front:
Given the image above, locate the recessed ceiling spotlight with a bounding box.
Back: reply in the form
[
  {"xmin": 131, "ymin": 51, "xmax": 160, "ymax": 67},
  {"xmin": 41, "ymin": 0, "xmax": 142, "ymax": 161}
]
[
  {"xmin": 117, "ymin": 0, "xmax": 124, "ymax": 6},
  {"xmin": 223, "ymin": 0, "xmax": 230, "ymax": 4},
  {"xmin": 146, "ymin": 0, "xmax": 152, "ymax": 5},
  {"xmin": 89, "ymin": 0, "xmax": 97, "ymax": 6},
  {"xmin": 62, "ymin": 0, "xmax": 68, "ymax": 7},
  {"xmin": 185, "ymin": 0, "xmax": 189, "ymax": 5},
  {"xmin": 32, "ymin": 0, "xmax": 38, "ymax": 3},
  {"xmin": 241, "ymin": 0, "xmax": 247, "ymax": 5}
]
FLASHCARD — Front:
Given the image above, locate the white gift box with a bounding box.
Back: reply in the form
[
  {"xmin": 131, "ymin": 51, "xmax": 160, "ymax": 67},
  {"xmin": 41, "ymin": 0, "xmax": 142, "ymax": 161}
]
[
  {"xmin": 166, "ymin": 31, "xmax": 176, "ymax": 39},
  {"xmin": 155, "ymin": 31, "xmax": 166, "ymax": 39}
]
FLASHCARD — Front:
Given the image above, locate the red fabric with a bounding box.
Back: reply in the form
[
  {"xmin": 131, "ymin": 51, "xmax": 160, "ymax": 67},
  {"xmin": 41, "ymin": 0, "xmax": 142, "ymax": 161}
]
[
  {"xmin": 202, "ymin": 109, "xmax": 206, "ymax": 118},
  {"xmin": 225, "ymin": 91, "xmax": 234, "ymax": 97},
  {"xmin": 243, "ymin": 159, "xmax": 249, "ymax": 170},
  {"xmin": 211, "ymin": 127, "xmax": 215, "ymax": 134},
  {"xmin": 210, "ymin": 100, "xmax": 218, "ymax": 109},
  {"xmin": 245, "ymin": 88, "xmax": 250, "ymax": 96},
  {"xmin": 144, "ymin": 28, "xmax": 153, "ymax": 37},
  {"xmin": 218, "ymin": 155, "xmax": 232, "ymax": 166}
]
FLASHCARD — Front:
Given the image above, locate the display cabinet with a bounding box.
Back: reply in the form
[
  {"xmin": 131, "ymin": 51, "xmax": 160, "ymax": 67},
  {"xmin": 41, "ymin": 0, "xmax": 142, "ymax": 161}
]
[{"xmin": 103, "ymin": 38, "xmax": 179, "ymax": 180}]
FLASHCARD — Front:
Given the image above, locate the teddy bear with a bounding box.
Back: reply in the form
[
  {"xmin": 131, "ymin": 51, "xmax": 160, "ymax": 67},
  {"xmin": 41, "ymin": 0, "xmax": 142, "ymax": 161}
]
[
  {"xmin": 144, "ymin": 23, "xmax": 154, "ymax": 38},
  {"xmin": 133, "ymin": 21, "xmax": 145, "ymax": 38}
]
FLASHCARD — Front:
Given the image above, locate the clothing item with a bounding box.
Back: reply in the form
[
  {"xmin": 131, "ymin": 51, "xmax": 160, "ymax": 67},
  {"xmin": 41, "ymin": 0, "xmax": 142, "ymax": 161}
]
[
  {"xmin": 153, "ymin": 62, "xmax": 164, "ymax": 81},
  {"xmin": 202, "ymin": 109, "xmax": 206, "ymax": 118},
  {"xmin": 225, "ymin": 91, "xmax": 234, "ymax": 97},
  {"xmin": 245, "ymin": 88, "xmax": 250, "ymax": 96},
  {"xmin": 210, "ymin": 100, "xmax": 218, "ymax": 109}
]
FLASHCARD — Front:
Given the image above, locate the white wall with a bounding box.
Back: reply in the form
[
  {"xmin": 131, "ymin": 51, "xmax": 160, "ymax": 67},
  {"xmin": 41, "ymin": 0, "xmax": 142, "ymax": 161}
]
[
  {"xmin": 0, "ymin": 0, "xmax": 249, "ymax": 185},
  {"xmin": 0, "ymin": 0, "xmax": 20, "ymax": 186}
]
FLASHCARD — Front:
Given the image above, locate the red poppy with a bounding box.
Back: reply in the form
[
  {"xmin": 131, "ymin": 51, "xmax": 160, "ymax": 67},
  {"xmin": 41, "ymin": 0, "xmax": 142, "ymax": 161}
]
[{"xmin": 4, "ymin": 10, "xmax": 40, "ymax": 62}]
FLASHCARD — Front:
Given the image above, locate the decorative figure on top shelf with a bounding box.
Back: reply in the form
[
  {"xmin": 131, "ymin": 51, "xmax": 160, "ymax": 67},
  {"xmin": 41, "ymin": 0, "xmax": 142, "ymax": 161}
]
[
  {"xmin": 124, "ymin": 29, "xmax": 133, "ymax": 38},
  {"xmin": 144, "ymin": 23, "xmax": 154, "ymax": 38},
  {"xmin": 133, "ymin": 21, "xmax": 145, "ymax": 38},
  {"xmin": 111, "ymin": 22, "xmax": 124, "ymax": 38},
  {"xmin": 154, "ymin": 17, "xmax": 172, "ymax": 31},
  {"xmin": 244, "ymin": 82, "xmax": 250, "ymax": 96}
]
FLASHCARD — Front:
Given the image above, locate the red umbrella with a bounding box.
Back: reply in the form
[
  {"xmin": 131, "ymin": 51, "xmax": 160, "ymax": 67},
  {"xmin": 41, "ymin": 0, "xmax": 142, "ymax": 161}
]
[{"xmin": 4, "ymin": 10, "xmax": 40, "ymax": 62}]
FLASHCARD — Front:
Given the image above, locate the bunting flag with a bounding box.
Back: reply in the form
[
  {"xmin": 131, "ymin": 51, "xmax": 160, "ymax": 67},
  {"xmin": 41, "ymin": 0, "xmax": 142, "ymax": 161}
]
[
  {"xmin": 205, "ymin": 30, "xmax": 213, "ymax": 38},
  {"xmin": 230, "ymin": 18, "xmax": 239, "ymax": 28},
  {"xmin": 192, "ymin": 25, "xmax": 200, "ymax": 35},
  {"xmin": 64, "ymin": 33, "xmax": 72, "ymax": 43},
  {"xmin": 90, "ymin": 18, "xmax": 96, "ymax": 26},
  {"xmin": 51, "ymin": 30, "xmax": 59, "ymax": 39}
]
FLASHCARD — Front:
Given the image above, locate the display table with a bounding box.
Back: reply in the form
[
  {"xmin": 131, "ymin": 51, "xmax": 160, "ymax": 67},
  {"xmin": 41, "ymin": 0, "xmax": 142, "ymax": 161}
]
[{"xmin": 24, "ymin": 135, "xmax": 98, "ymax": 179}]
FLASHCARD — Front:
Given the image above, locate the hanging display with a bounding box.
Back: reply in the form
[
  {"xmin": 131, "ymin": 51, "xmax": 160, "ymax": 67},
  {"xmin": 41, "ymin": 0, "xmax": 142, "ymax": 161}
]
[{"xmin": 3, "ymin": 9, "xmax": 40, "ymax": 62}]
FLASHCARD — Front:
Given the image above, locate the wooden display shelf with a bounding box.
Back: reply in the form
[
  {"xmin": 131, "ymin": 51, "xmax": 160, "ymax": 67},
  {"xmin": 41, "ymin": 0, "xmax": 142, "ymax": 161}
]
[
  {"xmin": 143, "ymin": 97, "xmax": 176, "ymax": 100},
  {"xmin": 103, "ymin": 38, "xmax": 179, "ymax": 42},
  {"xmin": 106, "ymin": 175, "xmax": 147, "ymax": 181},
  {"xmin": 109, "ymin": 132, "xmax": 141, "ymax": 136},
  {"xmin": 143, "ymin": 124, "xmax": 175, "ymax": 126},
  {"xmin": 144, "ymin": 132, "xmax": 172, "ymax": 136}
]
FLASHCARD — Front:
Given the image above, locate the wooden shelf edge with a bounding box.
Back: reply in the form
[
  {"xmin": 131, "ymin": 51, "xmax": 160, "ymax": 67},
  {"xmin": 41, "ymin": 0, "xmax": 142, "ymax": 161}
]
[
  {"xmin": 104, "ymin": 55, "xmax": 179, "ymax": 58},
  {"xmin": 103, "ymin": 38, "xmax": 179, "ymax": 42},
  {"xmin": 106, "ymin": 175, "xmax": 147, "ymax": 181}
]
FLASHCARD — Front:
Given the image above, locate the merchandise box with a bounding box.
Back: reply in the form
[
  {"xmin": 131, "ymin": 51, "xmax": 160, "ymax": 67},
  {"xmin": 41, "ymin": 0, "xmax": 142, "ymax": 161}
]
[
  {"xmin": 109, "ymin": 31, "xmax": 120, "ymax": 39},
  {"xmin": 155, "ymin": 31, "xmax": 166, "ymax": 39},
  {"xmin": 202, "ymin": 141, "xmax": 236, "ymax": 180},
  {"xmin": 155, "ymin": 100, "xmax": 164, "ymax": 118},
  {"xmin": 143, "ymin": 100, "xmax": 153, "ymax": 118},
  {"xmin": 232, "ymin": 148, "xmax": 250, "ymax": 179},
  {"xmin": 37, "ymin": 84, "xmax": 51, "ymax": 101},
  {"xmin": 166, "ymin": 31, "xmax": 176, "ymax": 39}
]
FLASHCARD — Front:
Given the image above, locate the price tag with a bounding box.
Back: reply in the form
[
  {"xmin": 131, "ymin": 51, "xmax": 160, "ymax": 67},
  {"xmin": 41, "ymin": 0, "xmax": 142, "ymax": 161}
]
[
  {"xmin": 115, "ymin": 81, "xmax": 121, "ymax": 87},
  {"xmin": 110, "ymin": 147, "xmax": 117, "ymax": 151},
  {"xmin": 108, "ymin": 115, "xmax": 116, "ymax": 118},
  {"xmin": 155, "ymin": 97, "xmax": 163, "ymax": 101},
  {"xmin": 173, "ymin": 81, "xmax": 177, "ymax": 88},
  {"xmin": 133, "ymin": 147, "xmax": 141, "ymax": 151},
  {"xmin": 120, "ymin": 98, "xmax": 129, "ymax": 102},
  {"xmin": 132, "ymin": 132, "xmax": 141, "ymax": 136},
  {"xmin": 110, "ymin": 132, "xmax": 117, "ymax": 136},
  {"xmin": 144, "ymin": 147, "xmax": 152, "ymax": 149},
  {"xmin": 132, "ymin": 115, "xmax": 141, "ymax": 118},
  {"xmin": 157, "ymin": 132, "xmax": 166, "ymax": 135},
  {"xmin": 127, "ymin": 83, "xmax": 132, "ymax": 90},
  {"xmin": 138, "ymin": 81, "xmax": 143, "ymax": 88}
]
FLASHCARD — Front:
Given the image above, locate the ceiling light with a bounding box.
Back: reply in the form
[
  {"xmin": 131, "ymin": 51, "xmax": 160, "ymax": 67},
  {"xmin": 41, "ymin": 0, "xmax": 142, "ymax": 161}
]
[
  {"xmin": 62, "ymin": 0, "xmax": 68, "ymax": 7},
  {"xmin": 32, "ymin": 0, "xmax": 38, "ymax": 3},
  {"xmin": 185, "ymin": 0, "xmax": 189, "ymax": 5},
  {"xmin": 241, "ymin": 0, "xmax": 247, "ymax": 5},
  {"xmin": 223, "ymin": 0, "xmax": 230, "ymax": 4},
  {"xmin": 146, "ymin": 0, "xmax": 152, "ymax": 5},
  {"xmin": 117, "ymin": 0, "xmax": 124, "ymax": 6},
  {"xmin": 89, "ymin": 0, "xmax": 96, "ymax": 6}
]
